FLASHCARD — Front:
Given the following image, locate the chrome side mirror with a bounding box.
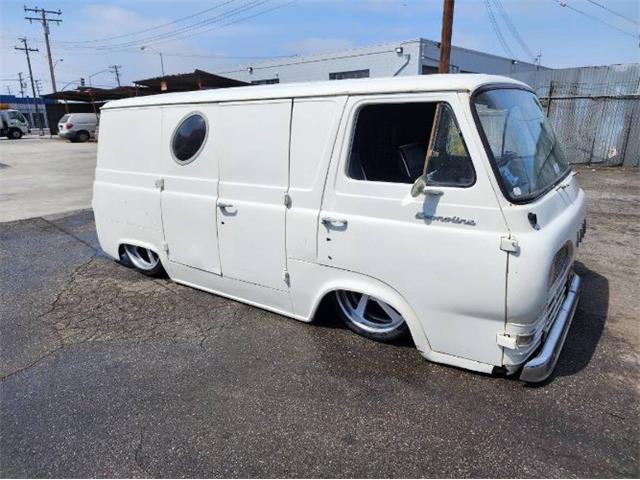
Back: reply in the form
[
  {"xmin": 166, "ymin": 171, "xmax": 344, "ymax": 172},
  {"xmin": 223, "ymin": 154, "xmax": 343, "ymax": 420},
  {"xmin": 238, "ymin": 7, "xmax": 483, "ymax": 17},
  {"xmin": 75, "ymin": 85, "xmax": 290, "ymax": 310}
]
[{"xmin": 410, "ymin": 174, "xmax": 428, "ymax": 197}]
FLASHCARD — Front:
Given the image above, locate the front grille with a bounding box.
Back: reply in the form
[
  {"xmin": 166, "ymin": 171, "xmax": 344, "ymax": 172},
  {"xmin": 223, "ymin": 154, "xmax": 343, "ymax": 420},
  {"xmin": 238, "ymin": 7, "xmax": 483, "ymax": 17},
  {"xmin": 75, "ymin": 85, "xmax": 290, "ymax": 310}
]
[
  {"xmin": 543, "ymin": 275, "xmax": 569, "ymax": 335},
  {"xmin": 549, "ymin": 244, "xmax": 571, "ymax": 288},
  {"xmin": 543, "ymin": 247, "xmax": 573, "ymax": 336}
]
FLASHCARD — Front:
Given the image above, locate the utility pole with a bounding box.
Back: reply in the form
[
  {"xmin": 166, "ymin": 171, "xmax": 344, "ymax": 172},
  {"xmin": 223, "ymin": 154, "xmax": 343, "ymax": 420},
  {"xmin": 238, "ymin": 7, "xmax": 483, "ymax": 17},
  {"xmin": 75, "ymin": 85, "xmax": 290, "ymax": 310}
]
[
  {"xmin": 109, "ymin": 65, "xmax": 122, "ymax": 87},
  {"xmin": 35, "ymin": 79, "xmax": 43, "ymax": 97},
  {"xmin": 15, "ymin": 37, "xmax": 43, "ymax": 135},
  {"xmin": 25, "ymin": 5, "xmax": 62, "ymax": 93},
  {"xmin": 18, "ymin": 72, "xmax": 26, "ymax": 97},
  {"xmin": 438, "ymin": 0, "xmax": 455, "ymax": 73}
]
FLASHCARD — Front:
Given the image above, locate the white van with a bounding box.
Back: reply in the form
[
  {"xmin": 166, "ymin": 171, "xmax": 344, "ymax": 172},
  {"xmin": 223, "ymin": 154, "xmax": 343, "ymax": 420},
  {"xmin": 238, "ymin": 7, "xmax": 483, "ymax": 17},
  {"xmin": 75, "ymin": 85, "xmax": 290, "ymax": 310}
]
[
  {"xmin": 93, "ymin": 75, "xmax": 587, "ymax": 383},
  {"xmin": 58, "ymin": 112, "xmax": 99, "ymax": 142}
]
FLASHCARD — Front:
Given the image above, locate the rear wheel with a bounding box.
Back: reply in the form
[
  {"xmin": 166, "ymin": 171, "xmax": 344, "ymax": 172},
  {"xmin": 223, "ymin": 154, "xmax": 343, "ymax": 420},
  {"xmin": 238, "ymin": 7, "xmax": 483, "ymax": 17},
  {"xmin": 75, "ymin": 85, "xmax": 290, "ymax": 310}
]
[
  {"xmin": 8, "ymin": 129, "xmax": 22, "ymax": 139},
  {"xmin": 75, "ymin": 131, "xmax": 90, "ymax": 143},
  {"xmin": 122, "ymin": 245, "xmax": 166, "ymax": 277},
  {"xmin": 334, "ymin": 291, "xmax": 409, "ymax": 342}
]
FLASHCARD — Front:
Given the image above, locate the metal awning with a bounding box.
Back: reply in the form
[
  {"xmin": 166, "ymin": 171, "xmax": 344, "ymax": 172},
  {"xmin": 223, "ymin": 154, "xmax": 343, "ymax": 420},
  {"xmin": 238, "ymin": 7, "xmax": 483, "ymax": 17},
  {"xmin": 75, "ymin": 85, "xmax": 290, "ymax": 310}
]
[
  {"xmin": 133, "ymin": 69, "xmax": 248, "ymax": 92},
  {"xmin": 42, "ymin": 86, "xmax": 150, "ymax": 103}
]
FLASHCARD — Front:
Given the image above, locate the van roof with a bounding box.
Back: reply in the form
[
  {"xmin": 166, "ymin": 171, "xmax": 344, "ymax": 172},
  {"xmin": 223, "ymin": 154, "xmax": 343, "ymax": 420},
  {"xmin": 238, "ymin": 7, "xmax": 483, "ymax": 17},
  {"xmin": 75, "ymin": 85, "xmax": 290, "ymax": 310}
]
[{"xmin": 103, "ymin": 74, "xmax": 528, "ymax": 110}]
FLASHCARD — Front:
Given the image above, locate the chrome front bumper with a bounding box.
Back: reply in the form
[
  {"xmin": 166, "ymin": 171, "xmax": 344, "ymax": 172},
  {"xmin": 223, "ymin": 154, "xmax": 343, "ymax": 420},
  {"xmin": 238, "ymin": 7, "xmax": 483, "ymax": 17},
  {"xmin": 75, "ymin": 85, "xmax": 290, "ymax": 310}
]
[{"xmin": 519, "ymin": 274, "xmax": 581, "ymax": 383}]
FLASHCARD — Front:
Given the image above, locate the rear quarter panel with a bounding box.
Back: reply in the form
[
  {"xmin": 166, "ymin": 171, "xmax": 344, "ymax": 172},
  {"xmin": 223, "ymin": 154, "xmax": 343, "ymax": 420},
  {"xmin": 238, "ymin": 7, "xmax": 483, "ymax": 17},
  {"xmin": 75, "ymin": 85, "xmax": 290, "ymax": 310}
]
[{"xmin": 92, "ymin": 107, "xmax": 164, "ymax": 259}]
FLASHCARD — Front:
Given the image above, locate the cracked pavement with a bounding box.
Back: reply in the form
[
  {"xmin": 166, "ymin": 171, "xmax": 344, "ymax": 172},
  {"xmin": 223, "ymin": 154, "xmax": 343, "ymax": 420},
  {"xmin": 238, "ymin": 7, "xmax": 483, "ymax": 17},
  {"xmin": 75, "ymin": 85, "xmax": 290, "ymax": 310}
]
[{"xmin": 1, "ymin": 169, "xmax": 639, "ymax": 478}]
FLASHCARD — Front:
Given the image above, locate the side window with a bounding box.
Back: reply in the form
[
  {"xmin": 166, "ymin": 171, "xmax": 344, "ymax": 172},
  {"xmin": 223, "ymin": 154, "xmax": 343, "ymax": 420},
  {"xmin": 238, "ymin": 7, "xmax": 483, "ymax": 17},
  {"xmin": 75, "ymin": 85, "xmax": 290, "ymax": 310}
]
[
  {"xmin": 7, "ymin": 111, "xmax": 19, "ymax": 120},
  {"xmin": 348, "ymin": 102, "xmax": 475, "ymax": 187},
  {"xmin": 171, "ymin": 113, "xmax": 208, "ymax": 164}
]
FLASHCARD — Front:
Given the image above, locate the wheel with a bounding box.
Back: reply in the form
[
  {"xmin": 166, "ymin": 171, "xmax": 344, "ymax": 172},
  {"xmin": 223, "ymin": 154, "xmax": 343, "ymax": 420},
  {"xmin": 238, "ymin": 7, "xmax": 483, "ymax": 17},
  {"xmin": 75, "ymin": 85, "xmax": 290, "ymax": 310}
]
[
  {"xmin": 9, "ymin": 129, "xmax": 22, "ymax": 139},
  {"xmin": 75, "ymin": 131, "xmax": 90, "ymax": 142},
  {"xmin": 122, "ymin": 245, "xmax": 166, "ymax": 277},
  {"xmin": 334, "ymin": 291, "xmax": 409, "ymax": 342}
]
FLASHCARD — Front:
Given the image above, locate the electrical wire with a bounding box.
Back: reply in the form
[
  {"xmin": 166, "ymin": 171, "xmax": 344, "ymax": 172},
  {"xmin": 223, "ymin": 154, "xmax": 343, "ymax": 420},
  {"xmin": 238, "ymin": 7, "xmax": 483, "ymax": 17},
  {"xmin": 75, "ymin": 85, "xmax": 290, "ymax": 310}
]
[
  {"xmin": 49, "ymin": 0, "xmax": 296, "ymax": 52},
  {"xmin": 553, "ymin": 0, "xmax": 637, "ymax": 39},
  {"xmin": 585, "ymin": 0, "xmax": 639, "ymax": 26},
  {"xmin": 77, "ymin": 0, "xmax": 271, "ymax": 50},
  {"xmin": 139, "ymin": 0, "xmax": 299, "ymax": 48},
  {"xmin": 492, "ymin": 0, "xmax": 536, "ymax": 61},
  {"xmin": 485, "ymin": 0, "xmax": 517, "ymax": 58},
  {"xmin": 62, "ymin": 0, "xmax": 238, "ymax": 44}
]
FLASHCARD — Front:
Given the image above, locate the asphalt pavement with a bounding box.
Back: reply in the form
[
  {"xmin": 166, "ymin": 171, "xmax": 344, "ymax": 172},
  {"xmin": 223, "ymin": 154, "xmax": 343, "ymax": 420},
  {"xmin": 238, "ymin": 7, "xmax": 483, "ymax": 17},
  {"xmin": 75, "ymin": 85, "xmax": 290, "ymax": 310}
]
[{"xmin": 0, "ymin": 169, "xmax": 638, "ymax": 478}]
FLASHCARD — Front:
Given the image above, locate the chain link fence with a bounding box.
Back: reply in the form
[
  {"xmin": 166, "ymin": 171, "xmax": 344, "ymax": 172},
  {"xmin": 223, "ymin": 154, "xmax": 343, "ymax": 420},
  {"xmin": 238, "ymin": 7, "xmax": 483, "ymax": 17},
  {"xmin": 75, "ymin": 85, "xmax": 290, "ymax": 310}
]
[{"xmin": 514, "ymin": 65, "xmax": 640, "ymax": 167}]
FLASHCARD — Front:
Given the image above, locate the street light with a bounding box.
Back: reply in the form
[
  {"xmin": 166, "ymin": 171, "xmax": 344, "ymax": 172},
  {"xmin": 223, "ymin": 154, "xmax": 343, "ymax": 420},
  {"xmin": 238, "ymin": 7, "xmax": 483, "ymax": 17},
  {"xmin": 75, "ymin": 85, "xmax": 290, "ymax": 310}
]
[
  {"xmin": 53, "ymin": 58, "xmax": 64, "ymax": 70},
  {"xmin": 140, "ymin": 46, "xmax": 165, "ymax": 76},
  {"xmin": 88, "ymin": 69, "xmax": 111, "ymax": 87}
]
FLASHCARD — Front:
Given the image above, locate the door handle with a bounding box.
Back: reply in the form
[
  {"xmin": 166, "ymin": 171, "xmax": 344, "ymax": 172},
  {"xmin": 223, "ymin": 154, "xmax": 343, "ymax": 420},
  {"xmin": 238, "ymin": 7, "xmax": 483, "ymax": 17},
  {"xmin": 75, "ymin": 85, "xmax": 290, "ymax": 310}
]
[
  {"xmin": 218, "ymin": 202, "xmax": 234, "ymax": 209},
  {"xmin": 321, "ymin": 216, "xmax": 348, "ymax": 226}
]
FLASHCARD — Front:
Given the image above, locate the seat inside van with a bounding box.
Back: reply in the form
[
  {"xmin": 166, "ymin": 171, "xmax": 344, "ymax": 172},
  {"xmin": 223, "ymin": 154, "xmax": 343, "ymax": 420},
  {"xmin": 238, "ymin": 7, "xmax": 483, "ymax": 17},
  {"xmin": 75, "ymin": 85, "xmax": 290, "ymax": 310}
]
[{"xmin": 348, "ymin": 102, "xmax": 474, "ymax": 186}]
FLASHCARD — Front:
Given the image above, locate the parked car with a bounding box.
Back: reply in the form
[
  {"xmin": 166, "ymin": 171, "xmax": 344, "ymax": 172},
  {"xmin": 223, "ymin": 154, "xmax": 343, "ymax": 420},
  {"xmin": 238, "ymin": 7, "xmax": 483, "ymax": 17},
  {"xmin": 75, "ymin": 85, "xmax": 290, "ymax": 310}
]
[
  {"xmin": 57, "ymin": 112, "xmax": 99, "ymax": 142},
  {"xmin": 93, "ymin": 75, "xmax": 587, "ymax": 383},
  {"xmin": 0, "ymin": 109, "xmax": 30, "ymax": 139}
]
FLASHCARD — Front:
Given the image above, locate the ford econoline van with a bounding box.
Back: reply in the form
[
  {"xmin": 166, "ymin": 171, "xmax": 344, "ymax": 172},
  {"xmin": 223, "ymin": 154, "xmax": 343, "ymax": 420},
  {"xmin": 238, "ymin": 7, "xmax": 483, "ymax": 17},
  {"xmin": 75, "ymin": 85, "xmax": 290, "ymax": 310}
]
[{"xmin": 93, "ymin": 75, "xmax": 587, "ymax": 383}]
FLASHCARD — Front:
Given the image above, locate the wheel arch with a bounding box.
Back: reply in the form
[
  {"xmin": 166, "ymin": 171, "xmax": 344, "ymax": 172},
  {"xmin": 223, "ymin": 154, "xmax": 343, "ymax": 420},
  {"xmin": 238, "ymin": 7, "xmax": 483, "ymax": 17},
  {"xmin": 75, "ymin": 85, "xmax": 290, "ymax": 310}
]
[{"xmin": 305, "ymin": 273, "xmax": 432, "ymax": 355}]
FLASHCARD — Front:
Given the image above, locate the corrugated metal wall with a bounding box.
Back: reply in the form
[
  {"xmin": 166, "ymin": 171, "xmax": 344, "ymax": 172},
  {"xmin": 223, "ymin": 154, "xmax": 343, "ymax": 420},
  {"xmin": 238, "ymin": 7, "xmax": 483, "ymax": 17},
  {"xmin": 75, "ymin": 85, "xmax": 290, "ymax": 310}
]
[{"xmin": 513, "ymin": 65, "xmax": 640, "ymax": 167}]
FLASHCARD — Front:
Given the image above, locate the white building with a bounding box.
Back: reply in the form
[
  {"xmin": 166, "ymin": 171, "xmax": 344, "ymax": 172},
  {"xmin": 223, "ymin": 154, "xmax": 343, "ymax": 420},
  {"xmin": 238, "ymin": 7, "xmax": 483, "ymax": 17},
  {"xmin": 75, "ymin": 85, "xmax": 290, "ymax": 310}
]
[{"xmin": 216, "ymin": 38, "xmax": 545, "ymax": 85}]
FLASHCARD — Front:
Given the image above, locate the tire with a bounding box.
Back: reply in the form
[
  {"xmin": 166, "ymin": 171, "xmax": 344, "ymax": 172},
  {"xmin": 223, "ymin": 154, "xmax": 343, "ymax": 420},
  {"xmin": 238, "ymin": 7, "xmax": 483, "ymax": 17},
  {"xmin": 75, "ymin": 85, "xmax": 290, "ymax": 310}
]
[
  {"xmin": 8, "ymin": 129, "xmax": 22, "ymax": 139},
  {"xmin": 75, "ymin": 131, "xmax": 90, "ymax": 143},
  {"xmin": 122, "ymin": 244, "xmax": 166, "ymax": 277},
  {"xmin": 333, "ymin": 291, "xmax": 409, "ymax": 342}
]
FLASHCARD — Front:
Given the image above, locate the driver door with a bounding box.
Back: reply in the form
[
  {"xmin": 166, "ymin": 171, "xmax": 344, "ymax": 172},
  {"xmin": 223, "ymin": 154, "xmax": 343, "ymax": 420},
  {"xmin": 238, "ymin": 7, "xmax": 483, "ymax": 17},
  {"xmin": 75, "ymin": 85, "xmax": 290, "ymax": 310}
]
[{"xmin": 318, "ymin": 93, "xmax": 508, "ymax": 365}]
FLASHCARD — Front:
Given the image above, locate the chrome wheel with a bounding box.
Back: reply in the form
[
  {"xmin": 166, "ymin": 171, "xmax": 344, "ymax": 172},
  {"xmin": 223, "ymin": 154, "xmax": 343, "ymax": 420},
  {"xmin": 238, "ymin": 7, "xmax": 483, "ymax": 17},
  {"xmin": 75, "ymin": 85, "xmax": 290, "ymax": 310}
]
[
  {"xmin": 335, "ymin": 291, "xmax": 405, "ymax": 334},
  {"xmin": 124, "ymin": 245, "xmax": 160, "ymax": 271}
]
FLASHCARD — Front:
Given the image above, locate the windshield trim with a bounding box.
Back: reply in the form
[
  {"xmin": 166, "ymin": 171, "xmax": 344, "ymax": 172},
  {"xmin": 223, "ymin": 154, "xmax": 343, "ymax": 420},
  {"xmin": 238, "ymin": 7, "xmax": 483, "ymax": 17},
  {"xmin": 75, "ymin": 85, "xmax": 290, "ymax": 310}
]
[{"xmin": 470, "ymin": 84, "xmax": 571, "ymax": 205}]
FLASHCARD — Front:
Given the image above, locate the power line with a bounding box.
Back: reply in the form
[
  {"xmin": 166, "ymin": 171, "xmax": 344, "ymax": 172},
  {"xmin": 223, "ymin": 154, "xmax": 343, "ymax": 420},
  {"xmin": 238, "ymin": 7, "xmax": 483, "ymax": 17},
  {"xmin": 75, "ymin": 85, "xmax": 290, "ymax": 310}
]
[
  {"xmin": 53, "ymin": 0, "xmax": 296, "ymax": 52},
  {"xmin": 492, "ymin": 0, "xmax": 535, "ymax": 61},
  {"xmin": 585, "ymin": 0, "xmax": 639, "ymax": 26},
  {"xmin": 554, "ymin": 0, "xmax": 638, "ymax": 39},
  {"xmin": 62, "ymin": 0, "xmax": 238, "ymax": 45},
  {"xmin": 24, "ymin": 5, "xmax": 63, "ymax": 92},
  {"xmin": 485, "ymin": 0, "xmax": 516, "ymax": 58},
  {"xmin": 140, "ymin": 0, "xmax": 299, "ymax": 48},
  {"xmin": 93, "ymin": 0, "xmax": 271, "ymax": 50}
]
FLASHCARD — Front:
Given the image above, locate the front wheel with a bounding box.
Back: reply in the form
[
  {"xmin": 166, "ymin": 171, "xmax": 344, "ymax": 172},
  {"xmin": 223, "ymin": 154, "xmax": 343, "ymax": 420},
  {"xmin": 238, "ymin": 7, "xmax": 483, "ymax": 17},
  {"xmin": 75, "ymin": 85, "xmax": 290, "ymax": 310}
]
[
  {"xmin": 334, "ymin": 291, "xmax": 409, "ymax": 342},
  {"xmin": 122, "ymin": 245, "xmax": 166, "ymax": 277},
  {"xmin": 9, "ymin": 129, "xmax": 22, "ymax": 139}
]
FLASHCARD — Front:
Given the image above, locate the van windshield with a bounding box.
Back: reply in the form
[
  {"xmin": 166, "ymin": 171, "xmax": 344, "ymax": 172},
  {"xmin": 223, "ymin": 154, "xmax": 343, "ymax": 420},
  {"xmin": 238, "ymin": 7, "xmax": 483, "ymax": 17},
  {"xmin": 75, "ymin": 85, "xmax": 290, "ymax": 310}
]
[{"xmin": 473, "ymin": 88, "xmax": 570, "ymax": 202}]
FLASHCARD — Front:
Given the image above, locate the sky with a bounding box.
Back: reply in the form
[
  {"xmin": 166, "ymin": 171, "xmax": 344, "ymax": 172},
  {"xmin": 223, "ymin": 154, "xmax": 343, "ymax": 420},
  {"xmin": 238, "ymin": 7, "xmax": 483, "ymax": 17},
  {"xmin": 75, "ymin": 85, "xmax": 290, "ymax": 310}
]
[{"xmin": 1, "ymin": 0, "xmax": 638, "ymax": 95}]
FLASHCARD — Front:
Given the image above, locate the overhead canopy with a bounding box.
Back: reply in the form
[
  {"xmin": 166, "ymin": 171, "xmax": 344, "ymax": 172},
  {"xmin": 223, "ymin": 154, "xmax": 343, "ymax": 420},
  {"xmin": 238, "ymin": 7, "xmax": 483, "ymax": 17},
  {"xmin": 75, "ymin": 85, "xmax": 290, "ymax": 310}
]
[
  {"xmin": 40, "ymin": 70, "xmax": 247, "ymax": 104},
  {"xmin": 134, "ymin": 69, "xmax": 248, "ymax": 92},
  {"xmin": 42, "ymin": 86, "xmax": 148, "ymax": 103}
]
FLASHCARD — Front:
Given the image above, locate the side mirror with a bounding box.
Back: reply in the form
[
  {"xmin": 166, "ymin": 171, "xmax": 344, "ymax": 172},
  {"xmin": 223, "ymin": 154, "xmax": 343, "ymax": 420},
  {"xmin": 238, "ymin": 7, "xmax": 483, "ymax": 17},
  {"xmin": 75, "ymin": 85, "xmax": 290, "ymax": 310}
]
[{"xmin": 410, "ymin": 174, "xmax": 428, "ymax": 197}]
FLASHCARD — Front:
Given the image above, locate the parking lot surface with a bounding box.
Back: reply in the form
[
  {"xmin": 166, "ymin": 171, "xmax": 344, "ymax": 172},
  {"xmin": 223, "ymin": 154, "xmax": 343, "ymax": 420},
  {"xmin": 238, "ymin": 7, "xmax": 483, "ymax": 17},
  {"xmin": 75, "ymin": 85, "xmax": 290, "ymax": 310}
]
[
  {"xmin": 0, "ymin": 136, "xmax": 97, "ymax": 222},
  {"xmin": 0, "ymin": 168, "xmax": 638, "ymax": 478}
]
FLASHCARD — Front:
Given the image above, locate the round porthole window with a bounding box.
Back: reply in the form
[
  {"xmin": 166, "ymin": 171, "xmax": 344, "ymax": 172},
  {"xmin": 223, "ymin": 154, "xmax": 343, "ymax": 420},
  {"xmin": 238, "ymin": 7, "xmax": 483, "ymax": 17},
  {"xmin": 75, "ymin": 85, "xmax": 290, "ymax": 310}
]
[{"xmin": 171, "ymin": 113, "xmax": 208, "ymax": 164}]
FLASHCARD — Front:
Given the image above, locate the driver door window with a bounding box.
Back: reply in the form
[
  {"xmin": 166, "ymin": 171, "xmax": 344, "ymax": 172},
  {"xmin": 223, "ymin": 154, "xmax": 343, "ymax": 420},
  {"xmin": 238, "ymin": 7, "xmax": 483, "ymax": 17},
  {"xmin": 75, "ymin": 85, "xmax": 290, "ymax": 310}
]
[{"xmin": 347, "ymin": 102, "xmax": 475, "ymax": 188}]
